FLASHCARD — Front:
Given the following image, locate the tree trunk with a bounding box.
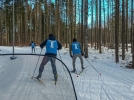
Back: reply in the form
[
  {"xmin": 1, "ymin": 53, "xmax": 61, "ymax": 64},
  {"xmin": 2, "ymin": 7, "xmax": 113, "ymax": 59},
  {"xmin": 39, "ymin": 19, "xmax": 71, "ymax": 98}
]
[
  {"xmin": 84, "ymin": 0, "xmax": 88, "ymax": 58},
  {"xmin": 96, "ymin": 0, "xmax": 98, "ymax": 50},
  {"xmin": 107, "ymin": 0, "xmax": 110, "ymax": 49},
  {"xmin": 122, "ymin": 0, "xmax": 125, "ymax": 60},
  {"xmin": 91, "ymin": 1, "xmax": 93, "ymax": 48},
  {"xmin": 132, "ymin": 54, "xmax": 134, "ymax": 68},
  {"xmin": 115, "ymin": 0, "xmax": 119, "ymax": 63},
  {"xmin": 99, "ymin": 0, "xmax": 102, "ymax": 53},
  {"xmin": 125, "ymin": 0, "xmax": 128, "ymax": 52},
  {"xmin": 25, "ymin": 2, "xmax": 28, "ymax": 44},
  {"xmin": 103, "ymin": 0, "xmax": 106, "ymax": 47},
  {"xmin": 131, "ymin": 0, "xmax": 133, "ymax": 53},
  {"xmin": 81, "ymin": 0, "xmax": 84, "ymax": 51},
  {"xmin": 132, "ymin": 0, "xmax": 134, "ymax": 68}
]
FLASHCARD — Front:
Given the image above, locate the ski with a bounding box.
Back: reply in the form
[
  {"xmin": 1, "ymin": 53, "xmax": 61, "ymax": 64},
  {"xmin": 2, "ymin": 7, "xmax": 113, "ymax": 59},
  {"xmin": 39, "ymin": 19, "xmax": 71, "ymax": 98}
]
[
  {"xmin": 55, "ymin": 81, "xmax": 57, "ymax": 85},
  {"xmin": 29, "ymin": 74, "xmax": 45, "ymax": 85},
  {"xmin": 33, "ymin": 77, "xmax": 45, "ymax": 85},
  {"xmin": 76, "ymin": 70, "xmax": 84, "ymax": 75},
  {"xmin": 71, "ymin": 65, "xmax": 89, "ymax": 75},
  {"xmin": 54, "ymin": 74, "xmax": 58, "ymax": 85},
  {"xmin": 77, "ymin": 65, "xmax": 89, "ymax": 75}
]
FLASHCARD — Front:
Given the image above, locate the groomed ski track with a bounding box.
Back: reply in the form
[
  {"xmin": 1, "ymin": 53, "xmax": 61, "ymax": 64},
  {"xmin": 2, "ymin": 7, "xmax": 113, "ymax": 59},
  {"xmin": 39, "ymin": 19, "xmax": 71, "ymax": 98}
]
[{"xmin": 0, "ymin": 46, "xmax": 134, "ymax": 100}]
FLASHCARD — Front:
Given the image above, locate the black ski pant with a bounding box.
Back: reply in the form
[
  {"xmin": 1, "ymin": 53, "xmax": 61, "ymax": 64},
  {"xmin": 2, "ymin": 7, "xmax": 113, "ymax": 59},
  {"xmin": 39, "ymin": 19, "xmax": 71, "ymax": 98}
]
[{"xmin": 37, "ymin": 56, "xmax": 57, "ymax": 78}]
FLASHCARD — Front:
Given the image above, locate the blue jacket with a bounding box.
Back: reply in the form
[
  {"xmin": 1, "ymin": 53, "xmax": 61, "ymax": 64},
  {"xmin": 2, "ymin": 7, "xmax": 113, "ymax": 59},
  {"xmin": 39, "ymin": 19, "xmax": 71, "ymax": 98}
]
[
  {"xmin": 40, "ymin": 35, "xmax": 62, "ymax": 56},
  {"xmin": 29, "ymin": 42, "xmax": 36, "ymax": 48},
  {"xmin": 71, "ymin": 42, "xmax": 81, "ymax": 55}
]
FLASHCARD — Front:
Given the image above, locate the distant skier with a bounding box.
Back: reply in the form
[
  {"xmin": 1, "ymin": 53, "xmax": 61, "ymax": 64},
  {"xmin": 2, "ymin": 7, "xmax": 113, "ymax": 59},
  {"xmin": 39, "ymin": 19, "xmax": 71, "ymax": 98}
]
[
  {"xmin": 69, "ymin": 38, "xmax": 84, "ymax": 72},
  {"xmin": 36, "ymin": 34, "xmax": 62, "ymax": 81},
  {"xmin": 29, "ymin": 41, "xmax": 36, "ymax": 53}
]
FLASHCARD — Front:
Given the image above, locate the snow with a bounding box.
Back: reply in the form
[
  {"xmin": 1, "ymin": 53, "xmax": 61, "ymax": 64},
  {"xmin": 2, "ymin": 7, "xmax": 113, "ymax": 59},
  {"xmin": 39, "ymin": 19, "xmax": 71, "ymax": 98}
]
[{"xmin": 0, "ymin": 46, "xmax": 134, "ymax": 100}]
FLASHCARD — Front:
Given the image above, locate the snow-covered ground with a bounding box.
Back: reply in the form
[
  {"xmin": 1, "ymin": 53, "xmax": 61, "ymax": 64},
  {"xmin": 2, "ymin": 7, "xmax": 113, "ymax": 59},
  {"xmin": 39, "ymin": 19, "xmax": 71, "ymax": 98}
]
[{"xmin": 0, "ymin": 46, "xmax": 134, "ymax": 100}]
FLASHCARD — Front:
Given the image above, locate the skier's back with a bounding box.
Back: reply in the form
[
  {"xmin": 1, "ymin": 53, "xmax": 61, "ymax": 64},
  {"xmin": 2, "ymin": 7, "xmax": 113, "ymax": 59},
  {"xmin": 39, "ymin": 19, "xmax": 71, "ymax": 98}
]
[{"xmin": 29, "ymin": 41, "xmax": 36, "ymax": 53}]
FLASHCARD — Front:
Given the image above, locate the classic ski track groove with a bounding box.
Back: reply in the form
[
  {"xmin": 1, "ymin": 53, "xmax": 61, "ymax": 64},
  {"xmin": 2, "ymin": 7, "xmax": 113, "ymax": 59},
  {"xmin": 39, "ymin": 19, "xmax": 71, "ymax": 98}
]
[
  {"xmin": 9, "ymin": 57, "xmax": 29, "ymax": 100},
  {"xmin": 30, "ymin": 79, "xmax": 50, "ymax": 100},
  {"xmin": 47, "ymin": 74, "xmax": 64, "ymax": 100},
  {"xmin": 87, "ymin": 58, "xmax": 134, "ymax": 100},
  {"xmin": 25, "ymin": 56, "xmax": 49, "ymax": 100}
]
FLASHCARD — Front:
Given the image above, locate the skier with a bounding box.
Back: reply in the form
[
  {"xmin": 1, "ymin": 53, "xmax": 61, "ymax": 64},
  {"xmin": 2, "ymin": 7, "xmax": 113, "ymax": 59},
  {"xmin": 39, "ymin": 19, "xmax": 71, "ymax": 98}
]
[
  {"xmin": 36, "ymin": 34, "xmax": 62, "ymax": 81},
  {"xmin": 29, "ymin": 41, "xmax": 36, "ymax": 53},
  {"xmin": 69, "ymin": 38, "xmax": 84, "ymax": 72}
]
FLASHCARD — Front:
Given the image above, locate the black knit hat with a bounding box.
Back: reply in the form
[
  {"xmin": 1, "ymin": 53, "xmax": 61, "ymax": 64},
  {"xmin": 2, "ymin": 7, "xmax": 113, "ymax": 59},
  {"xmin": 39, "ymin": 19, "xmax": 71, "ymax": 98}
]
[
  {"xmin": 49, "ymin": 34, "xmax": 53, "ymax": 37},
  {"xmin": 73, "ymin": 38, "xmax": 77, "ymax": 42}
]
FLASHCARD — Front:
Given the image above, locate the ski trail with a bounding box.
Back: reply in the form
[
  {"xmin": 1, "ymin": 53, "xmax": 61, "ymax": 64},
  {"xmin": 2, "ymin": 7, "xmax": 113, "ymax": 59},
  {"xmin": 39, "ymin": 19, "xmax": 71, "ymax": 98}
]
[
  {"xmin": 26, "ymin": 56, "xmax": 53, "ymax": 100},
  {"xmin": 88, "ymin": 59, "xmax": 134, "ymax": 100},
  {"xmin": 100, "ymin": 68, "xmax": 133, "ymax": 85},
  {"xmin": 47, "ymin": 75, "xmax": 64, "ymax": 100},
  {"xmin": 0, "ymin": 56, "xmax": 24, "ymax": 100},
  {"xmin": 99, "ymin": 76, "xmax": 116, "ymax": 100},
  {"xmin": 82, "ymin": 71, "xmax": 92, "ymax": 100},
  {"xmin": 100, "ymin": 77, "xmax": 133, "ymax": 100},
  {"xmin": 80, "ymin": 67, "xmax": 96, "ymax": 100},
  {"xmin": 29, "ymin": 79, "xmax": 50, "ymax": 100},
  {"xmin": 9, "ymin": 56, "xmax": 31, "ymax": 100}
]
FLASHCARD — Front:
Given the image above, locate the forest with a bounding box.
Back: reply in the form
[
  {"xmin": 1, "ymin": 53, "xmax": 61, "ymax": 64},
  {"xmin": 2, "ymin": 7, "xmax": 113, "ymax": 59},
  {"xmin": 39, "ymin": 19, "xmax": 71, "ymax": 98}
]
[{"xmin": 0, "ymin": 0, "xmax": 134, "ymax": 66}]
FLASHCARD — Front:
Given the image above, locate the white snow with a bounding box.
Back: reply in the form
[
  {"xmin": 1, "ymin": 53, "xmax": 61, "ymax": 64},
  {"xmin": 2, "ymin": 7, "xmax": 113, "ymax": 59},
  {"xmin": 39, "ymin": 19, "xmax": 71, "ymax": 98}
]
[{"xmin": 0, "ymin": 46, "xmax": 134, "ymax": 100}]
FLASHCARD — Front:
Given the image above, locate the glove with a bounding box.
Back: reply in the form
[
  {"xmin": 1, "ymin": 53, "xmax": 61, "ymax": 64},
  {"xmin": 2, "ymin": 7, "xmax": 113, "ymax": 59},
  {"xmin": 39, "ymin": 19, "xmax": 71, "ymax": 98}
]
[
  {"xmin": 70, "ymin": 55, "xmax": 73, "ymax": 58},
  {"xmin": 82, "ymin": 53, "xmax": 84, "ymax": 56},
  {"xmin": 40, "ymin": 46, "xmax": 43, "ymax": 49}
]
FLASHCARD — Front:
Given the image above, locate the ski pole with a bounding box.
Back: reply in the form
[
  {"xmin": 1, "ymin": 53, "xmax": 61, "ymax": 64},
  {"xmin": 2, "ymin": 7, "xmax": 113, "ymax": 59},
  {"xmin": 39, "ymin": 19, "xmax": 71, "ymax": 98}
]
[
  {"xmin": 32, "ymin": 49, "xmax": 42, "ymax": 79},
  {"xmin": 85, "ymin": 58, "xmax": 101, "ymax": 76},
  {"xmin": 58, "ymin": 50, "xmax": 68, "ymax": 78}
]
